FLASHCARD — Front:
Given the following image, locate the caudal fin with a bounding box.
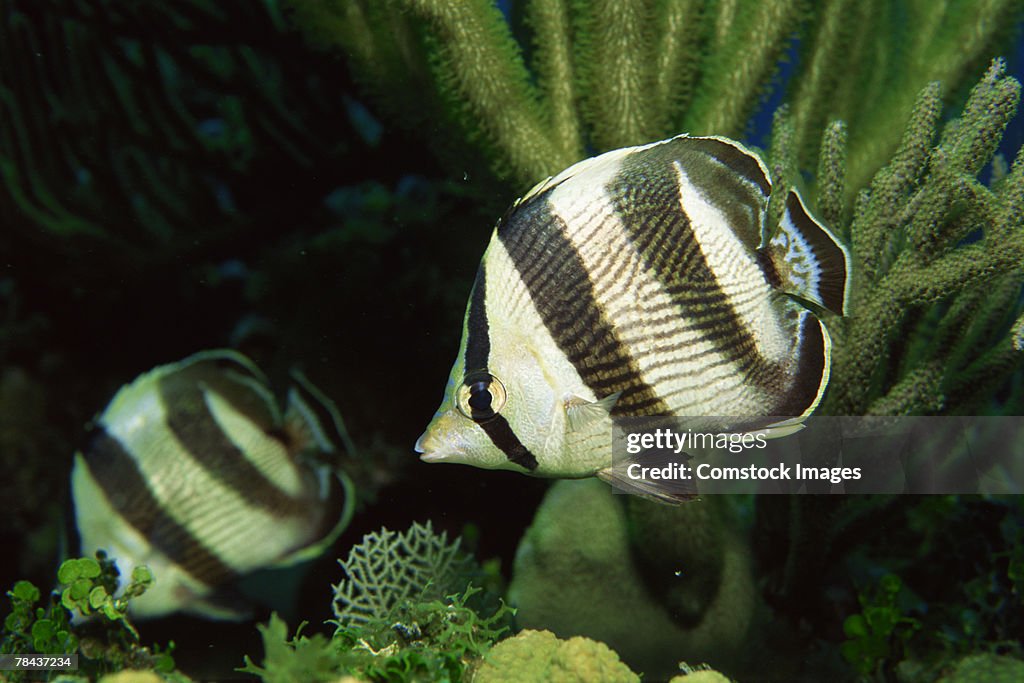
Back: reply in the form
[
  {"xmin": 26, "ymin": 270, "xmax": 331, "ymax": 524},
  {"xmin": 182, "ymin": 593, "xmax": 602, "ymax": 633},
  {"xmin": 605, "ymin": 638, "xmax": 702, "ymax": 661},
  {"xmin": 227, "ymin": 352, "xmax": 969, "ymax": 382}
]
[{"xmin": 765, "ymin": 190, "xmax": 850, "ymax": 316}]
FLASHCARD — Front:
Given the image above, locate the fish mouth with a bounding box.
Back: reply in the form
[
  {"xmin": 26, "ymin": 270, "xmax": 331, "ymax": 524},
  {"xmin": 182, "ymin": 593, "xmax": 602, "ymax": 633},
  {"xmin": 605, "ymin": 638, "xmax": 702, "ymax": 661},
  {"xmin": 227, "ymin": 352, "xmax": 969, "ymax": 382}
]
[
  {"xmin": 414, "ymin": 432, "xmax": 462, "ymax": 463},
  {"xmin": 417, "ymin": 448, "xmax": 465, "ymax": 464}
]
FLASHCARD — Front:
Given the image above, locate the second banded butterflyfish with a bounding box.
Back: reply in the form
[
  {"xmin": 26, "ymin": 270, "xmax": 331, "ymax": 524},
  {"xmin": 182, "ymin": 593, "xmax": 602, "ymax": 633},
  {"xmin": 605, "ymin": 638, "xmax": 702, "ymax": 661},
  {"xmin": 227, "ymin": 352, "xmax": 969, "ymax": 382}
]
[
  {"xmin": 71, "ymin": 350, "xmax": 357, "ymax": 619},
  {"xmin": 415, "ymin": 134, "xmax": 850, "ymax": 503}
]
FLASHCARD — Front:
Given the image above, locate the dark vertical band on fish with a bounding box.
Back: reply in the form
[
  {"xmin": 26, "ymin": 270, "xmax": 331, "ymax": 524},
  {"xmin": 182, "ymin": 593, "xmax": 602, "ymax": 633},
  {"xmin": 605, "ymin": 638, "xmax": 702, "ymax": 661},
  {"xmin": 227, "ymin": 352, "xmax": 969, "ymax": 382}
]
[
  {"xmin": 463, "ymin": 263, "xmax": 540, "ymax": 470},
  {"xmin": 82, "ymin": 428, "xmax": 238, "ymax": 587},
  {"xmin": 158, "ymin": 375, "xmax": 312, "ymax": 517},
  {"xmin": 682, "ymin": 137, "xmax": 772, "ymax": 198},
  {"xmin": 464, "ymin": 266, "xmax": 491, "ymax": 374},
  {"xmin": 770, "ymin": 313, "xmax": 828, "ymax": 416},
  {"xmin": 609, "ymin": 145, "xmax": 787, "ymax": 398},
  {"xmin": 498, "ymin": 195, "xmax": 668, "ymax": 416}
]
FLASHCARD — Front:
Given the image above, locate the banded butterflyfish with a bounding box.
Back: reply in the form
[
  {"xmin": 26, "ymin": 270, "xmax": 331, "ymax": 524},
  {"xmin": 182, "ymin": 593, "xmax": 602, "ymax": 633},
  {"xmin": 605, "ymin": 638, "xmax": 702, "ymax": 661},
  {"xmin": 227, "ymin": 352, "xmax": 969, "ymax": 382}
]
[
  {"xmin": 71, "ymin": 350, "xmax": 356, "ymax": 619},
  {"xmin": 415, "ymin": 134, "xmax": 850, "ymax": 503}
]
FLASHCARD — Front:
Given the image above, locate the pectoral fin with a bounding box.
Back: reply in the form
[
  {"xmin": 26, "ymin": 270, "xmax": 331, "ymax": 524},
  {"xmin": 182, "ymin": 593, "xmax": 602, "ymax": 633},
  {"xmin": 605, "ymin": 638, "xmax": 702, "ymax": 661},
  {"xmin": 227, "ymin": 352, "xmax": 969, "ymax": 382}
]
[{"xmin": 564, "ymin": 391, "xmax": 621, "ymax": 431}]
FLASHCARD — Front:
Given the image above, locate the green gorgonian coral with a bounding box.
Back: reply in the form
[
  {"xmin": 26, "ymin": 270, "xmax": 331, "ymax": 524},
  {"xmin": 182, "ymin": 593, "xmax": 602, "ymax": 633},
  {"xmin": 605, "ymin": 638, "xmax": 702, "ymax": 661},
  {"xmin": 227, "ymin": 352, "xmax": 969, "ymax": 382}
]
[
  {"xmin": 286, "ymin": 0, "xmax": 1021, "ymax": 194},
  {"xmin": 808, "ymin": 61, "xmax": 1024, "ymax": 415},
  {"xmin": 331, "ymin": 520, "xmax": 476, "ymax": 628}
]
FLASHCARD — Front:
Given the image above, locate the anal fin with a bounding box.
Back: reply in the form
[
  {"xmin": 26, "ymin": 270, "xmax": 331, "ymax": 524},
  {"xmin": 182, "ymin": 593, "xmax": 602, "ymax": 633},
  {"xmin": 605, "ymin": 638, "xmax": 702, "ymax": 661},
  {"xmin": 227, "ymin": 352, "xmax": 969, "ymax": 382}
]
[
  {"xmin": 597, "ymin": 466, "xmax": 699, "ymax": 505},
  {"xmin": 750, "ymin": 416, "xmax": 807, "ymax": 441}
]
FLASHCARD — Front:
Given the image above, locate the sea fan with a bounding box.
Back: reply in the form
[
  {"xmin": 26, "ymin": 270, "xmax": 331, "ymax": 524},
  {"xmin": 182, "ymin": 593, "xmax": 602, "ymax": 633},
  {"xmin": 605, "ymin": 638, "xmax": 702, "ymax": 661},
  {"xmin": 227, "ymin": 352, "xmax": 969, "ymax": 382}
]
[{"xmin": 331, "ymin": 521, "xmax": 475, "ymax": 628}]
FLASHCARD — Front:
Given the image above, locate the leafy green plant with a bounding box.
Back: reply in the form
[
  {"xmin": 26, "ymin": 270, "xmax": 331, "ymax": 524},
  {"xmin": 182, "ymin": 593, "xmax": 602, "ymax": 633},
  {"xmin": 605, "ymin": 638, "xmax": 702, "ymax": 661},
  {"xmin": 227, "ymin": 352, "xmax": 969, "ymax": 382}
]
[
  {"xmin": 2, "ymin": 579, "xmax": 77, "ymax": 659},
  {"xmin": 841, "ymin": 574, "xmax": 922, "ymax": 676},
  {"xmin": 935, "ymin": 500, "xmax": 1024, "ymax": 658},
  {"xmin": 239, "ymin": 615, "xmax": 338, "ymax": 683},
  {"xmin": 0, "ymin": 553, "xmax": 178, "ymax": 682},
  {"xmin": 56, "ymin": 557, "xmax": 153, "ymax": 640}
]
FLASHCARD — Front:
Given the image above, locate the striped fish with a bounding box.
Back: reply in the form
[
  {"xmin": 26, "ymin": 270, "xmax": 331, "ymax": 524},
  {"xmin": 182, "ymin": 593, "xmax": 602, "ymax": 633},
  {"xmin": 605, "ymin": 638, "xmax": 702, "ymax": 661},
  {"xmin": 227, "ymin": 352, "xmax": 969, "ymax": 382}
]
[
  {"xmin": 71, "ymin": 350, "xmax": 356, "ymax": 619},
  {"xmin": 415, "ymin": 135, "xmax": 850, "ymax": 502}
]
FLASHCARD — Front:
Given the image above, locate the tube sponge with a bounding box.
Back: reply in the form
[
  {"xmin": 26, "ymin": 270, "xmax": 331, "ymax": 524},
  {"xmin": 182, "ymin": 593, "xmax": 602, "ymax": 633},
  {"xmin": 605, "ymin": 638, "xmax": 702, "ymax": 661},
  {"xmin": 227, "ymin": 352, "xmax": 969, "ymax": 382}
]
[{"xmin": 508, "ymin": 480, "xmax": 758, "ymax": 678}]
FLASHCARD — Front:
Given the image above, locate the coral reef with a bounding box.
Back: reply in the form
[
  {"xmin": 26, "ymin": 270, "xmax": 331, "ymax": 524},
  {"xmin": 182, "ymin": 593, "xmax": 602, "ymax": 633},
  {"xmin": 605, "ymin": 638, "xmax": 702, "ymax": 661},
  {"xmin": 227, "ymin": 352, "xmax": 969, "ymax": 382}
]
[
  {"xmin": 264, "ymin": 43, "xmax": 1024, "ymax": 668},
  {"xmin": 243, "ymin": 586, "xmax": 513, "ymax": 682},
  {"xmin": 747, "ymin": 63, "xmax": 1024, "ymax": 636},
  {"xmin": 803, "ymin": 61, "xmax": 1024, "ymax": 416},
  {"xmin": 1, "ymin": 1, "xmax": 1022, "ymax": 680}
]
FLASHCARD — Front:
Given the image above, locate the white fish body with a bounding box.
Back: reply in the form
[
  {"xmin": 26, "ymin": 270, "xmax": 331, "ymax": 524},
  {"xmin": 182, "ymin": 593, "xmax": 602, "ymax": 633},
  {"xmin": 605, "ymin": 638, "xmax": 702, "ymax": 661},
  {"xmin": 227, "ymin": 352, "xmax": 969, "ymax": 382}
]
[
  {"xmin": 416, "ymin": 135, "xmax": 850, "ymax": 501},
  {"xmin": 71, "ymin": 350, "xmax": 356, "ymax": 619}
]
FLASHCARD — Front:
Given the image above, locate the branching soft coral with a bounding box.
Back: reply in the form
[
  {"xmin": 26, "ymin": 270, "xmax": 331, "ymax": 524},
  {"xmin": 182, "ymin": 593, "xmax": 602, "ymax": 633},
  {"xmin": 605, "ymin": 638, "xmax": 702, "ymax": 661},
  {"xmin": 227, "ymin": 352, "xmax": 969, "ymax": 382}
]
[
  {"xmin": 800, "ymin": 60, "xmax": 1024, "ymax": 415},
  {"xmin": 285, "ymin": 0, "xmax": 1023, "ymax": 198}
]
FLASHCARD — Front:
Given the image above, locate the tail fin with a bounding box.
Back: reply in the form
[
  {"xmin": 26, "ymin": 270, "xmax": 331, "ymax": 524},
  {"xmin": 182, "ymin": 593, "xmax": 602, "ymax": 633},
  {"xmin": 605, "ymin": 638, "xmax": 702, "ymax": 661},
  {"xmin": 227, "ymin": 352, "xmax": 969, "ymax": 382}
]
[{"xmin": 765, "ymin": 190, "xmax": 850, "ymax": 316}]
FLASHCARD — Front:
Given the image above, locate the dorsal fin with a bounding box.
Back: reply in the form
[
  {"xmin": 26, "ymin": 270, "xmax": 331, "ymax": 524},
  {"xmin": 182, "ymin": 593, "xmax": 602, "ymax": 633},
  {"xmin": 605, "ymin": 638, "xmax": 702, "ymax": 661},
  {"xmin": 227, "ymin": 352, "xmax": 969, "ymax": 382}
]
[
  {"xmin": 516, "ymin": 144, "xmax": 638, "ymax": 206},
  {"xmin": 284, "ymin": 369, "xmax": 357, "ymax": 460},
  {"xmin": 764, "ymin": 190, "xmax": 850, "ymax": 316}
]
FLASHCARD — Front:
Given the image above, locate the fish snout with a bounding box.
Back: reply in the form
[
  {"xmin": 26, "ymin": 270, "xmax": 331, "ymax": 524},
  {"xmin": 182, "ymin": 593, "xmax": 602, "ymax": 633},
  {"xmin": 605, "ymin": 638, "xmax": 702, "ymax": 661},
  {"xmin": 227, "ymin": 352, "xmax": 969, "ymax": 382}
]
[
  {"xmin": 414, "ymin": 427, "xmax": 456, "ymax": 463},
  {"xmin": 413, "ymin": 431, "xmax": 440, "ymax": 461},
  {"xmin": 414, "ymin": 413, "xmax": 469, "ymax": 464}
]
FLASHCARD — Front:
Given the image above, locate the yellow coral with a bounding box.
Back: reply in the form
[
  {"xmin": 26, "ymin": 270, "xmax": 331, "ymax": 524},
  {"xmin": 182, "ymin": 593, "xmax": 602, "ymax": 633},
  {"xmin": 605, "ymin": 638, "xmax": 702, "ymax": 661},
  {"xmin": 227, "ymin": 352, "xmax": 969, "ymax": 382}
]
[
  {"xmin": 97, "ymin": 671, "xmax": 165, "ymax": 683},
  {"xmin": 474, "ymin": 629, "xmax": 639, "ymax": 683},
  {"xmin": 670, "ymin": 670, "xmax": 734, "ymax": 683},
  {"xmin": 937, "ymin": 653, "xmax": 1024, "ymax": 682}
]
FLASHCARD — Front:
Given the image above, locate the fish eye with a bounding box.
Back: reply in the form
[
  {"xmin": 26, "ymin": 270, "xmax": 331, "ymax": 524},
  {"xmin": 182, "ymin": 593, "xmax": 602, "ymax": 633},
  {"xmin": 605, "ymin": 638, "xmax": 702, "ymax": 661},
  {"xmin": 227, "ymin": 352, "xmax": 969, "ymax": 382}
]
[{"xmin": 456, "ymin": 371, "xmax": 507, "ymax": 422}]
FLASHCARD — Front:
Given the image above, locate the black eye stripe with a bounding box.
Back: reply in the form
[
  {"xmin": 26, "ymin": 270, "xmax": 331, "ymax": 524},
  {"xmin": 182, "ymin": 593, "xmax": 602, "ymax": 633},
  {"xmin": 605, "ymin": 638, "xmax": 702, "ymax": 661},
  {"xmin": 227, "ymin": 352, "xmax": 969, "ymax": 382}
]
[{"xmin": 468, "ymin": 384, "xmax": 493, "ymax": 413}]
